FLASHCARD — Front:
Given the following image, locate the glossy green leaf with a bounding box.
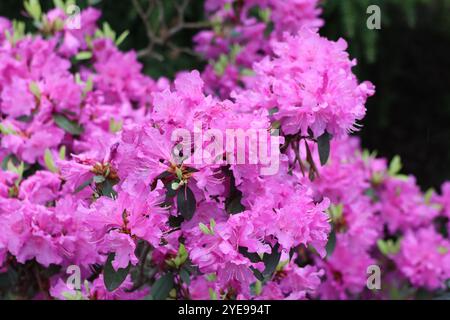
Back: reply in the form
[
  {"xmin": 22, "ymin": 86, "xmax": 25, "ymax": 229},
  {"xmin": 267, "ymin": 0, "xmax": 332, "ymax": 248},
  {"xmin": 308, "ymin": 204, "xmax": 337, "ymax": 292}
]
[
  {"xmin": 262, "ymin": 243, "xmax": 281, "ymax": 278},
  {"xmin": 317, "ymin": 131, "xmax": 332, "ymax": 166},
  {"xmin": 53, "ymin": 114, "xmax": 84, "ymax": 136},
  {"xmin": 103, "ymin": 253, "xmax": 131, "ymax": 292},
  {"xmin": 150, "ymin": 273, "xmax": 174, "ymax": 300},
  {"xmin": 326, "ymin": 229, "xmax": 337, "ymax": 258},
  {"xmin": 177, "ymin": 186, "xmax": 196, "ymax": 220}
]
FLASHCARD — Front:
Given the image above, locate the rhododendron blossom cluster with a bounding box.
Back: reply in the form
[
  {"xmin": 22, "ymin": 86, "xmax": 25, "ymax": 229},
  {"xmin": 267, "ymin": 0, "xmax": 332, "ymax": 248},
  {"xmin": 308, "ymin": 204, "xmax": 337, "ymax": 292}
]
[{"xmin": 0, "ymin": 1, "xmax": 449, "ymax": 300}]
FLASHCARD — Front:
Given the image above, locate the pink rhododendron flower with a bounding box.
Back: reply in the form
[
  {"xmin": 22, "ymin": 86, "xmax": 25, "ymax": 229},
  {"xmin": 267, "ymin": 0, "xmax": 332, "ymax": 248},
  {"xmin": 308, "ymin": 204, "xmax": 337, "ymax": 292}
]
[
  {"xmin": 379, "ymin": 176, "xmax": 439, "ymax": 233},
  {"xmin": 0, "ymin": 3, "xmax": 447, "ymax": 301},
  {"xmin": 394, "ymin": 227, "xmax": 450, "ymax": 290},
  {"xmin": 236, "ymin": 29, "xmax": 375, "ymax": 138},
  {"xmin": 1, "ymin": 77, "xmax": 36, "ymax": 118},
  {"xmin": 434, "ymin": 182, "xmax": 450, "ymax": 218}
]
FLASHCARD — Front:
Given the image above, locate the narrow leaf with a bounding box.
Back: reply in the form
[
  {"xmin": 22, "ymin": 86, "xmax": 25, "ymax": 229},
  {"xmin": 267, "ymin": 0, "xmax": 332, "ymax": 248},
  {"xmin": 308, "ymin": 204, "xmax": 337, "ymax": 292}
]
[
  {"xmin": 199, "ymin": 223, "xmax": 211, "ymax": 235},
  {"xmin": 75, "ymin": 51, "xmax": 93, "ymax": 61},
  {"xmin": 180, "ymin": 269, "xmax": 190, "ymax": 285},
  {"xmin": 317, "ymin": 131, "xmax": 332, "ymax": 166},
  {"xmin": 103, "ymin": 253, "xmax": 130, "ymax": 292},
  {"xmin": 239, "ymin": 246, "xmax": 261, "ymax": 263},
  {"xmin": 29, "ymin": 81, "xmax": 41, "ymax": 100},
  {"xmin": 151, "ymin": 273, "xmax": 174, "ymax": 300},
  {"xmin": 59, "ymin": 146, "xmax": 66, "ymax": 160},
  {"xmin": 388, "ymin": 155, "xmax": 402, "ymax": 176},
  {"xmin": 44, "ymin": 149, "xmax": 58, "ymax": 173},
  {"xmin": 177, "ymin": 186, "xmax": 196, "ymax": 220},
  {"xmin": 74, "ymin": 177, "xmax": 93, "ymax": 194},
  {"xmin": 53, "ymin": 114, "xmax": 84, "ymax": 135},
  {"xmin": 101, "ymin": 179, "xmax": 117, "ymax": 198},
  {"xmin": 262, "ymin": 243, "xmax": 281, "ymax": 278},
  {"xmin": 115, "ymin": 30, "xmax": 129, "ymax": 46},
  {"xmin": 326, "ymin": 229, "xmax": 337, "ymax": 258}
]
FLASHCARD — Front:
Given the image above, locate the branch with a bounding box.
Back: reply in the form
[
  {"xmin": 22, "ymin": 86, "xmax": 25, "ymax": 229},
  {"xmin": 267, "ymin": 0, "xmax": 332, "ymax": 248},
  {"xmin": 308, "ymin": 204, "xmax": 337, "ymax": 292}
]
[{"xmin": 131, "ymin": 0, "xmax": 210, "ymax": 61}]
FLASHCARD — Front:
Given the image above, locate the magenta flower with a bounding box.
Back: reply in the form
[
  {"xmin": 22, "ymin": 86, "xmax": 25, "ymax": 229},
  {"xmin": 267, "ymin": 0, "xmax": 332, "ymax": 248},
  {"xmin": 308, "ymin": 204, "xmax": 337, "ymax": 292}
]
[{"xmin": 394, "ymin": 227, "xmax": 450, "ymax": 290}]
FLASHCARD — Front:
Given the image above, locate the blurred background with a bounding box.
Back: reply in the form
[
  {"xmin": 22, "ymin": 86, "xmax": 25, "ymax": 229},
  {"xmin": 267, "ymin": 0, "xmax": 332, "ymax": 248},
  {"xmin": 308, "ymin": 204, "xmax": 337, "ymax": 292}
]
[{"xmin": 0, "ymin": 0, "xmax": 449, "ymax": 190}]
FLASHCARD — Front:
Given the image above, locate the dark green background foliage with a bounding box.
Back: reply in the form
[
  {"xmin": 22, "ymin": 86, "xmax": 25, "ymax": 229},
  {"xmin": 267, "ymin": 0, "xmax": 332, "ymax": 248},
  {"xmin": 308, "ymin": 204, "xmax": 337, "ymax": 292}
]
[
  {"xmin": 0, "ymin": 0, "xmax": 449, "ymax": 189},
  {"xmin": 321, "ymin": 0, "xmax": 450, "ymax": 191}
]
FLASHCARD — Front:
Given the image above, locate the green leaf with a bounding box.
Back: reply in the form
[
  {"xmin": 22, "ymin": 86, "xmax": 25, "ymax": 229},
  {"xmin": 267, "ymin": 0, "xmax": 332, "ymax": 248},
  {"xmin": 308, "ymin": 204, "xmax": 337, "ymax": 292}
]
[
  {"xmin": 424, "ymin": 188, "xmax": 435, "ymax": 204},
  {"xmin": 251, "ymin": 267, "xmax": 264, "ymax": 282},
  {"xmin": 103, "ymin": 253, "xmax": 131, "ymax": 292},
  {"xmin": 213, "ymin": 54, "xmax": 228, "ymax": 76},
  {"xmin": 364, "ymin": 188, "xmax": 379, "ymax": 202},
  {"xmin": 1, "ymin": 154, "xmax": 16, "ymax": 170},
  {"xmin": 264, "ymin": 21, "xmax": 274, "ymax": 38},
  {"xmin": 388, "ymin": 155, "xmax": 402, "ymax": 176},
  {"xmin": 24, "ymin": 0, "xmax": 42, "ymax": 21},
  {"xmin": 377, "ymin": 239, "xmax": 389, "ymax": 256},
  {"xmin": 115, "ymin": 30, "xmax": 129, "ymax": 46},
  {"xmin": 226, "ymin": 196, "xmax": 245, "ymax": 214},
  {"xmin": 102, "ymin": 22, "xmax": 116, "ymax": 40},
  {"xmin": 29, "ymin": 81, "xmax": 41, "ymax": 100},
  {"xmin": 225, "ymin": 170, "xmax": 245, "ymax": 214},
  {"xmin": 326, "ymin": 229, "xmax": 337, "ymax": 258},
  {"xmin": 16, "ymin": 115, "xmax": 33, "ymax": 123},
  {"xmin": 0, "ymin": 123, "xmax": 17, "ymax": 135},
  {"xmin": 53, "ymin": 0, "xmax": 65, "ymax": 10},
  {"xmin": 74, "ymin": 177, "xmax": 93, "ymax": 194},
  {"xmin": 168, "ymin": 215, "xmax": 184, "ymax": 228},
  {"xmin": 101, "ymin": 179, "xmax": 117, "ymax": 198},
  {"xmin": 52, "ymin": 0, "xmax": 67, "ymax": 9},
  {"xmin": 93, "ymin": 175, "xmax": 106, "ymax": 184},
  {"xmin": 175, "ymin": 167, "xmax": 183, "ymax": 180},
  {"xmin": 438, "ymin": 246, "xmax": 449, "ymax": 255},
  {"xmin": 317, "ymin": 131, "xmax": 332, "ymax": 166},
  {"xmin": 177, "ymin": 186, "xmax": 196, "ymax": 220},
  {"xmin": 328, "ymin": 203, "xmax": 343, "ymax": 222},
  {"xmin": 205, "ymin": 273, "xmax": 216, "ymax": 282},
  {"xmin": 83, "ymin": 76, "xmax": 94, "ymax": 95},
  {"xmin": 177, "ymin": 244, "xmax": 188, "ymax": 265},
  {"xmin": 209, "ymin": 288, "xmax": 218, "ymax": 300},
  {"xmin": 377, "ymin": 239, "xmax": 401, "ymax": 256},
  {"xmin": 59, "ymin": 146, "xmax": 66, "ymax": 160},
  {"xmin": 170, "ymin": 243, "xmax": 189, "ymax": 268},
  {"xmin": 164, "ymin": 181, "xmax": 178, "ymax": 198},
  {"xmin": 44, "ymin": 149, "xmax": 58, "ymax": 173},
  {"xmin": 259, "ymin": 8, "xmax": 271, "ymax": 23},
  {"xmin": 240, "ymin": 68, "xmax": 255, "ymax": 77},
  {"xmin": 209, "ymin": 218, "xmax": 216, "ymax": 231},
  {"xmin": 239, "ymin": 246, "xmax": 261, "ymax": 263},
  {"xmin": 180, "ymin": 268, "xmax": 190, "ymax": 285},
  {"xmin": 52, "ymin": 18, "xmax": 65, "ymax": 32},
  {"xmin": 151, "ymin": 273, "xmax": 174, "ymax": 300},
  {"xmin": 262, "ymin": 243, "xmax": 281, "ymax": 278},
  {"xmin": 155, "ymin": 171, "xmax": 172, "ymax": 181},
  {"xmin": 199, "ymin": 223, "xmax": 212, "ymax": 235},
  {"xmin": 109, "ymin": 118, "xmax": 123, "ymax": 133},
  {"xmin": 251, "ymin": 280, "xmax": 263, "ymax": 296},
  {"xmin": 230, "ymin": 44, "xmax": 242, "ymax": 63},
  {"xmin": 6, "ymin": 160, "xmax": 24, "ymax": 183},
  {"xmin": 53, "ymin": 114, "xmax": 84, "ymax": 135},
  {"xmin": 271, "ymin": 120, "xmax": 281, "ymax": 130},
  {"xmin": 6, "ymin": 20, "xmax": 26, "ymax": 45},
  {"xmin": 75, "ymin": 51, "xmax": 93, "ymax": 61}
]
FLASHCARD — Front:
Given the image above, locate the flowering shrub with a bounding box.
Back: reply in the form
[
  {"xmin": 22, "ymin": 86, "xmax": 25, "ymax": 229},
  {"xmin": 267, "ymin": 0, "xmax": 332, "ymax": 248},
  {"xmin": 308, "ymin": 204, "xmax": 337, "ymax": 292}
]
[{"xmin": 0, "ymin": 1, "xmax": 449, "ymax": 300}]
